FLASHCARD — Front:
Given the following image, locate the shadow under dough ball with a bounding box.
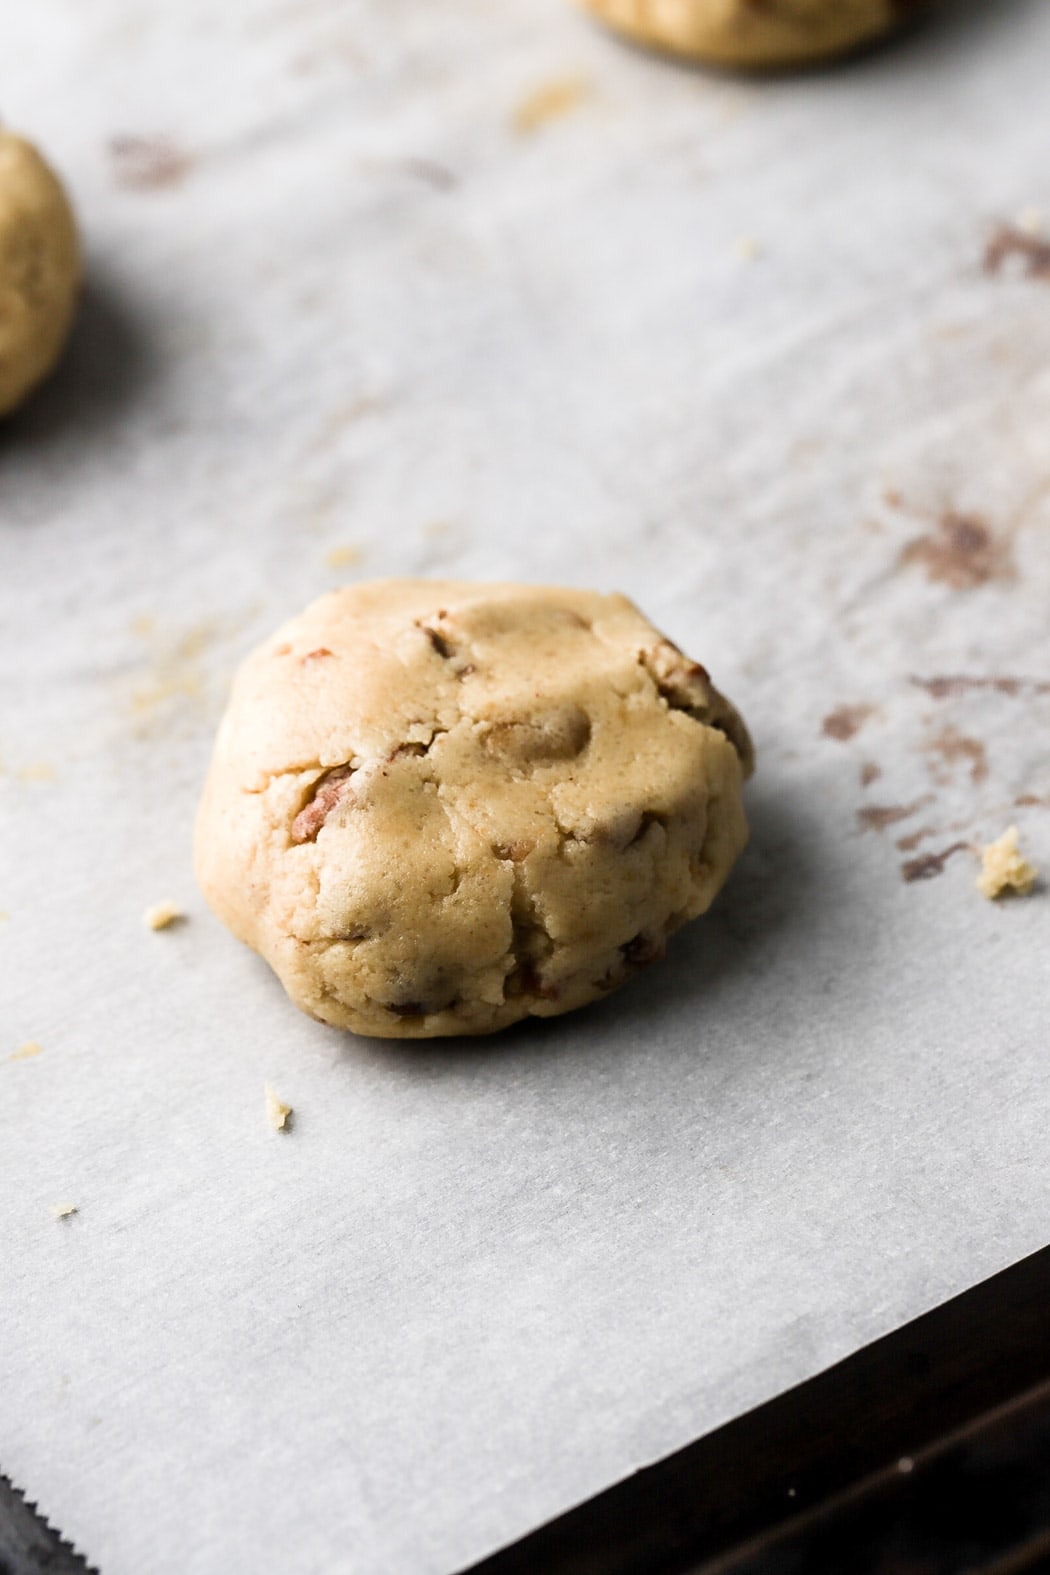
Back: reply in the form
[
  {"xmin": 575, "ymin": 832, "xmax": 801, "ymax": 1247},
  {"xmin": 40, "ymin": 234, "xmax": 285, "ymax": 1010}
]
[
  {"xmin": 195, "ymin": 581, "xmax": 754, "ymax": 1039},
  {"xmin": 576, "ymin": 0, "xmax": 931, "ymax": 68},
  {"xmin": 0, "ymin": 131, "xmax": 80, "ymax": 417}
]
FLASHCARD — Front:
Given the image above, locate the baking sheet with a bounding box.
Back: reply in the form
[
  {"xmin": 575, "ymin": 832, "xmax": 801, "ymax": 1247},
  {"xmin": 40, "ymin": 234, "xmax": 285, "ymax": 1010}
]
[{"xmin": 3, "ymin": 1, "xmax": 1050, "ymax": 1571}]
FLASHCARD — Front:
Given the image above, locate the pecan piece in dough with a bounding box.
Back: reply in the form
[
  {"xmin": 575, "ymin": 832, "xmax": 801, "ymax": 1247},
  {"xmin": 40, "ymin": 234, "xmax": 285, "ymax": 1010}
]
[{"xmin": 291, "ymin": 765, "xmax": 356, "ymax": 844}]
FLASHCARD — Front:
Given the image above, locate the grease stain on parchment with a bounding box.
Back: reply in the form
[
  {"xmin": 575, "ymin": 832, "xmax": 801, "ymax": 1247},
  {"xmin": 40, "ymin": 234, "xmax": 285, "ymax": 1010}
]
[
  {"xmin": 397, "ymin": 157, "xmax": 458, "ymax": 191},
  {"xmin": 109, "ymin": 135, "xmax": 193, "ymax": 191},
  {"xmin": 896, "ymin": 825, "xmax": 937, "ymax": 853},
  {"xmin": 984, "ymin": 224, "xmax": 1050, "ymax": 282},
  {"xmin": 923, "ymin": 725, "xmax": 988, "ymax": 786},
  {"xmin": 912, "ymin": 674, "xmax": 1050, "ymax": 700},
  {"xmin": 822, "ymin": 704, "xmax": 875, "ymax": 742},
  {"xmin": 858, "ymin": 797, "xmax": 933, "ymax": 833},
  {"xmin": 899, "ymin": 510, "xmax": 1013, "ymax": 590},
  {"xmin": 901, "ymin": 843, "xmax": 972, "ymax": 884}
]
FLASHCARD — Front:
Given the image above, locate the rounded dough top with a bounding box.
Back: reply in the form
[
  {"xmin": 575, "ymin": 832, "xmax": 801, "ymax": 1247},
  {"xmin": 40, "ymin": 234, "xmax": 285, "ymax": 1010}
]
[
  {"xmin": 0, "ymin": 132, "xmax": 80, "ymax": 416},
  {"xmin": 576, "ymin": 0, "xmax": 928, "ymax": 68},
  {"xmin": 196, "ymin": 580, "xmax": 753, "ymax": 1039}
]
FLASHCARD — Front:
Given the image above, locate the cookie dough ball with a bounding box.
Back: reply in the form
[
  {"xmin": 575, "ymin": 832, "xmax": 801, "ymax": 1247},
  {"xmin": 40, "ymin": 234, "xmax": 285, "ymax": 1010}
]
[
  {"xmin": 577, "ymin": 0, "xmax": 927, "ymax": 69},
  {"xmin": 195, "ymin": 581, "xmax": 753, "ymax": 1039},
  {"xmin": 0, "ymin": 132, "xmax": 80, "ymax": 416}
]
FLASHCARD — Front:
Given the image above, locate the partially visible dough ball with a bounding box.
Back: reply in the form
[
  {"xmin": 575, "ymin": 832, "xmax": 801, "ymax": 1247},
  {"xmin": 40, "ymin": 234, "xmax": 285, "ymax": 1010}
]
[
  {"xmin": 195, "ymin": 580, "xmax": 754, "ymax": 1040},
  {"xmin": 0, "ymin": 132, "xmax": 80, "ymax": 416},
  {"xmin": 577, "ymin": 0, "xmax": 928, "ymax": 69}
]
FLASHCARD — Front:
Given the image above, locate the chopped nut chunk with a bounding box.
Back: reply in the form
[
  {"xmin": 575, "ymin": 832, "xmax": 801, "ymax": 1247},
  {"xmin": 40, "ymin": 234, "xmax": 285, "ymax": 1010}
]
[
  {"xmin": 143, "ymin": 901, "xmax": 183, "ymax": 931},
  {"xmin": 51, "ymin": 1202, "xmax": 77, "ymax": 1220}
]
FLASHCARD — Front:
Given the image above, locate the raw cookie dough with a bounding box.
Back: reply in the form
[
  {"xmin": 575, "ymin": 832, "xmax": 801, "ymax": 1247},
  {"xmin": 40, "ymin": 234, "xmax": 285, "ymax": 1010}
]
[
  {"xmin": 0, "ymin": 132, "xmax": 80, "ymax": 416},
  {"xmin": 195, "ymin": 580, "xmax": 753, "ymax": 1039},
  {"xmin": 977, "ymin": 827, "xmax": 1037, "ymax": 900},
  {"xmin": 576, "ymin": 0, "xmax": 928, "ymax": 69}
]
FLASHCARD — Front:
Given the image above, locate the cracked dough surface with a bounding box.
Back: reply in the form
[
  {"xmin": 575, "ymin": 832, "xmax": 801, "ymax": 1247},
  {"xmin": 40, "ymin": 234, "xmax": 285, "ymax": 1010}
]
[
  {"xmin": 576, "ymin": 0, "xmax": 927, "ymax": 68},
  {"xmin": 195, "ymin": 580, "xmax": 753, "ymax": 1039},
  {"xmin": 0, "ymin": 132, "xmax": 80, "ymax": 417}
]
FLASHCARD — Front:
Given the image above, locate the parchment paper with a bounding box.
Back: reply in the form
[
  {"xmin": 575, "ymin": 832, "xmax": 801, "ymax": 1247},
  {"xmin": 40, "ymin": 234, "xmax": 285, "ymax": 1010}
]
[{"xmin": 3, "ymin": 2, "xmax": 1050, "ymax": 1571}]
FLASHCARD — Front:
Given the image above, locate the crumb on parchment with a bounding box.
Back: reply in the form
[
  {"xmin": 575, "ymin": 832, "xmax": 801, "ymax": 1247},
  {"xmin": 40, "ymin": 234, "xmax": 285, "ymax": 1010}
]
[
  {"xmin": 977, "ymin": 827, "xmax": 1038, "ymax": 900},
  {"xmin": 513, "ymin": 77, "xmax": 589, "ymax": 134},
  {"xmin": 51, "ymin": 1202, "xmax": 77, "ymax": 1220},
  {"xmin": 143, "ymin": 901, "xmax": 183, "ymax": 931},
  {"xmin": 265, "ymin": 1084, "xmax": 292, "ymax": 1132},
  {"xmin": 325, "ymin": 544, "xmax": 362, "ymax": 570},
  {"xmin": 9, "ymin": 1041, "xmax": 43, "ymax": 1061}
]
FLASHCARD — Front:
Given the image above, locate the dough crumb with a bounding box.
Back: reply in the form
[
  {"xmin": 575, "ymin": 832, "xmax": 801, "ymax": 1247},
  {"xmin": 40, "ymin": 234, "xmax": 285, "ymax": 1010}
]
[
  {"xmin": 977, "ymin": 827, "xmax": 1038, "ymax": 900},
  {"xmin": 51, "ymin": 1202, "xmax": 77, "ymax": 1219},
  {"xmin": 10, "ymin": 1040, "xmax": 43, "ymax": 1061},
  {"xmin": 513, "ymin": 77, "xmax": 589, "ymax": 134},
  {"xmin": 734, "ymin": 235, "xmax": 763, "ymax": 262},
  {"xmin": 265, "ymin": 1084, "xmax": 293, "ymax": 1132},
  {"xmin": 143, "ymin": 901, "xmax": 183, "ymax": 931},
  {"xmin": 325, "ymin": 544, "xmax": 362, "ymax": 570}
]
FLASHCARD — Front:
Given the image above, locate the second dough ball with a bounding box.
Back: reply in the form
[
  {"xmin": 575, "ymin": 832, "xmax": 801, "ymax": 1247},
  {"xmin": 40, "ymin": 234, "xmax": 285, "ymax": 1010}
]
[
  {"xmin": 0, "ymin": 131, "xmax": 80, "ymax": 417},
  {"xmin": 577, "ymin": 0, "xmax": 927, "ymax": 69}
]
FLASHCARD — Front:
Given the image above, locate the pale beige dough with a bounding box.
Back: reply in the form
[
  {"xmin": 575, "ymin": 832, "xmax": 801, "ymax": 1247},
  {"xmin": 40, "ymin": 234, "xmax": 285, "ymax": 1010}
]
[
  {"xmin": 576, "ymin": 0, "xmax": 928, "ymax": 68},
  {"xmin": 195, "ymin": 580, "xmax": 753, "ymax": 1039},
  {"xmin": 265, "ymin": 1085, "xmax": 293, "ymax": 1131},
  {"xmin": 977, "ymin": 827, "xmax": 1037, "ymax": 900},
  {"xmin": 0, "ymin": 132, "xmax": 80, "ymax": 416}
]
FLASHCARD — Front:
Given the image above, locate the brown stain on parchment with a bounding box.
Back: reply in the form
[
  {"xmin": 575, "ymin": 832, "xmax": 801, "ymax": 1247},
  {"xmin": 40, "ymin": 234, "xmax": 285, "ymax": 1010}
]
[
  {"xmin": 984, "ymin": 225, "xmax": 1050, "ymax": 282},
  {"xmin": 858, "ymin": 797, "xmax": 933, "ymax": 833},
  {"xmin": 901, "ymin": 843, "xmax": 971, "ymax": 883},
  {"xmin": 109, "ymin": 136, "xmax": 193, "ymax": 191},
  {"xmin": 357, "ymin": 156, "xmax": 457, "ymax": 190},
  {"xmin": 822, "ymin": 704, "xmax": 874, "ymax": 742},
  {"xmin": 860, "ymin": 761, "xmax": 881, "ymax": 789},
  {"xmin": 399, "ymin": 157, "xmax": 457, "ymax": 191},
  {"xmin": 896, "ymin": 825, "xmax": 936, "ymax": 853},
  {"xmin": 912, "ymin": 675, "xmax": 1050, "ymax": 700},
  {"xmin": 899, "ymin": 511, "xmax": 1013, "ymax": 590},
  {"xmin": 924, "ymin": 725, "xmax": 988, "ymax": 786},
  {"xmin": 513, "ymin": 77, "xmax": 590, "ymax": 134}
]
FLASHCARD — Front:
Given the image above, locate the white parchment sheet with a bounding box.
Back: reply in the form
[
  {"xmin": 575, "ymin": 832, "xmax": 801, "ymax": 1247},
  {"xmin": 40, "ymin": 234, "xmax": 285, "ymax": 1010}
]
[{"xmin": 3, "ymin": 2, "xmax": 1050, "ymax": 1571}]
